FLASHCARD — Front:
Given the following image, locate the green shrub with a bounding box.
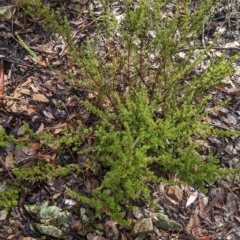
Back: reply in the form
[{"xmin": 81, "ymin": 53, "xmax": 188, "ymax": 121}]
[
  {"xmin": 0, "ymin": 161, "xmax": 80, "ymax": 210},
  {"xmin": 0, "ymin": 181, "xmax": 23, "ymax": 210},
  {"xmin": 12, "ymin": 161, "xmax": 79, "ymax": 181},
  {"xmin": 0, "ymin": 123, "xmax": 81, "ymax": 209},
  {"xmin": 11, "ymin": 0, "xmax": 240, "ymax": 224}
]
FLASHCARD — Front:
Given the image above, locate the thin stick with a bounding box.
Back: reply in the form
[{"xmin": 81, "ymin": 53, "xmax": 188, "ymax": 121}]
[
  {"xmin": 0, "ymin": 157, "xmax": 16, "ymax": 183},
  {"xmin": 0, "ymin": 95, "xmax": 21, "ymax": 100},
  {"xmin": 177, "ymin": 46, "xmax": 240, "ymax": 53},
  {"xmin": 0, "ymin": 60, "xmax": 4, "ymax": 95}
]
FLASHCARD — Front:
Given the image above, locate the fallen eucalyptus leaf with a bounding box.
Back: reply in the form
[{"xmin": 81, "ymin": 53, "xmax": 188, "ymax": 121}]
[{"xmin": 186, "ymin": 190, "xmax": 198, "ymax": 207}]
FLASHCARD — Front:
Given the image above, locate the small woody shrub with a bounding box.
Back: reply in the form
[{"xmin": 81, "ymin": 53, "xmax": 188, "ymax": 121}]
[{"xmin": 13, "ymin": 0, "xmax": 240, "ymax": 223}]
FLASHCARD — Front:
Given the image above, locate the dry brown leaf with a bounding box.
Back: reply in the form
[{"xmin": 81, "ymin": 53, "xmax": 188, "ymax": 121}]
[
  {"xmin": 37, "ymin": 153, "xmax": 56, "ymax": 163},
  {"xmin": 6, "ymin": 100, "xmax": 14, "ymax": 108},
  {"xmin": 25, "ymin": 106, "xmax": 36, "ymax": 115},
  {"xmin": 31, "ymin": 142, "xmax": 41, "ymax": 151},
  {"xmin": 14, "ymin": 78, "xmax": 32, "ymax": 97},
  {"xmin": 14, "ymin": 147, "xmax": 36, "ymax": 162},
  {"xmin": 105, "ymin": 220, "xmax": 117, "ymax": 228},
  {"xmin": 216, "ymin": 85, "xmax": 239, "ymax": 95},
  {"xmin": 21, "ymin": 88, "xmax": 31, "ymax": 95},
  {"xmin": 196, "ymin": 237, "xmax": 211, "ymax": 240},
  {"xmin": 37, "ymin": 55, "xmax": 47, "ymax": 66},
  {"xmin": 8, "ymin": 102, "xmax": 18, "ymax": 112},
  {"xmin": 184, "ymin": 185, "xmax": 191, "ymax": 197},
  {"xmin": 36, "ymin": 123, "xmax": 45, "ymax": 133},
  {"xmin": 214, "ymin": 203, "xmax": 222, "ymax": 209},
  {"xmin": 121, "ymin": 233, "xmax": 128, "ymax": 240},
  {"xmin": 22, "ymin": 238, "xmax": 38, "ymax": 240},
  {"xmin": 87, "ymin": 233, "xmax": 107, "ymax": 240},
  {"xmin": 20, "ymin": 78, "xmax": 32, "ymax": 87},
  {"xmin": 30, "ymin": 85, "xmax": 39, "ymax": 93},
  {"xmin": 162, "ymin": 232, "xmax": 169, "ymax": 237},
  {"xmin": 52, "ymin": 192, "xmax": 62, "ymax": 199},
  {"xmin": 234, "ymin": 216, "xmax": 240, "ymax": 222},
  {"xmin": 6, "ymin": 234, "xmax": 16, "ymax": 240},
  {"xmin": 42, "ymin": 110, "xmax": 55, "ymax": 119},
  {"xmin": 54, "ymin": 128, "xmax": 63, "ymax": 134},
  {"xmin": 32, "ymin": 93, "xmax": 49, "ymax": 103},
  {"xmin": 85, "ymin": 177, "xmax": 92, "ymax": 193},
  {"xmin": 186, "ymin": 212, "xmax": 200, "ymax": 231},
  {"xmin": 199, "ymin": 197, "xmax": 206, "ymax": 214},
  {"xmin": 5, "ymin": 151, "xmax": 14, "ymax": 168},
  {"xmin": 225, "ymin": 192, "xmax": 237, "ymax": 215}
]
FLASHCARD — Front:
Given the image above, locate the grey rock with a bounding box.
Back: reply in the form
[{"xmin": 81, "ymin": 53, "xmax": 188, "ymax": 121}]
[
  {"xmin": 24, "ymin": 202, "xmax": 72, "ymax": 238},
  {"xmin": 132, "ymin": 218, "xmax": 153, "ymax": 234},
  {"xmin": 35, "ymin": 223, "xmax": 64, "ymax": 238},
  {"xmin": 154, "ymin": 212, "xmax": 182, "ymax": 230}
]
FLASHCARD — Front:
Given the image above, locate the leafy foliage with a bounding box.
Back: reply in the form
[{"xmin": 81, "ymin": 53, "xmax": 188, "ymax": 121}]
[
  {"xmin": 0, "ymin": 162, "xmax": 79, "ymax": 210},
  {"xmin": 8, "ymin": 0, "xmax": 240, "ymax": 224},
  {"xmin": 12, "ymin": 161, "xmax": 79, "ymax": 181},
  {"xmin": 0, "ymin": 181, "xmax": 23, "ymax": 210}
]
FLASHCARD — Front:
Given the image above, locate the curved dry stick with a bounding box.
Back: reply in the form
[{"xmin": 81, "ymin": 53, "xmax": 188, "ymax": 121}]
[{"xmin": 0, "ymin": 60, "xmax": 4, "ymax": 95}]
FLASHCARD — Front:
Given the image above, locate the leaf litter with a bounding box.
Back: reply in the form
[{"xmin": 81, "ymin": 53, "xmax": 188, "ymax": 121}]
[{"xmin": 0, "ymin": 0, "xmax": 239, "ymax": 239}]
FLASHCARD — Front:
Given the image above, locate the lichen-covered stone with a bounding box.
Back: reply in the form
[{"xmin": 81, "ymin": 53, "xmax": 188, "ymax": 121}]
[
  {"xmin": 132, "ymin": 218, "xmax": 153, "ymax": 234},
  {"xmin": 154, "ymin": 212, "xmax": 182, "ymax": 230}
]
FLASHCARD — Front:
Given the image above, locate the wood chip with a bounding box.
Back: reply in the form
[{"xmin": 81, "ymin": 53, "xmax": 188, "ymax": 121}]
[
  {"xmin": 32, "ymin": 93, "xmax": 49, "ymax": 103},
  {"xmin": 21, "ymin": 89, "xmax": 31, "ymax": 95}
]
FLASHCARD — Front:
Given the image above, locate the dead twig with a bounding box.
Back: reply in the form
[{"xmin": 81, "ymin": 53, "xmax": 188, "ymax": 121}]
[
  {"xmin": 176, "ymin": 46, "xmax": 240, "ymax": 53},
  {"xmin": 203, "ymin": 189, "xmax": 225, "ymax": 214},
  {"xmin": 0, "ymin": 95, "xmax": 21, "ymax": 100},
  {"xmin": 0, "ymin": 157, "xmax": 16, "ymax": 183},
  {"xmin": 0, "ymin": 60, "xmax": 4, "ymax": 95}
]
